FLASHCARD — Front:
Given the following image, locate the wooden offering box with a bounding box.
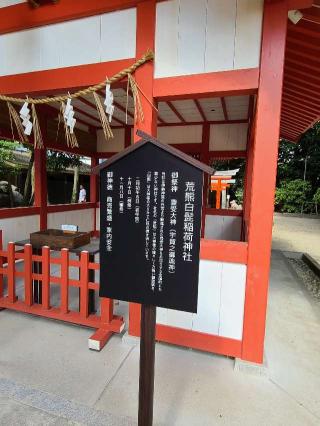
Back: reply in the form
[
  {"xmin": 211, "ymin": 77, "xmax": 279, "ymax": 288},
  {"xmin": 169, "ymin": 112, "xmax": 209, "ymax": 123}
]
[{"xmin": 30, "ymin": 229, "xmax": 91, "ymax": 250}]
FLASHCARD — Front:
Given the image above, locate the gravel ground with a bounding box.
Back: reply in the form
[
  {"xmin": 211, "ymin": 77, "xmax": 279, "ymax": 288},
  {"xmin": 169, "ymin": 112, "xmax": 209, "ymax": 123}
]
[
  {"xmin": 272, "ymin": 214, "xmax": 320, "ymax": 263},
  {"xmin": 289, "ymin": 258, "xmax": 320, "ymax": 300}
]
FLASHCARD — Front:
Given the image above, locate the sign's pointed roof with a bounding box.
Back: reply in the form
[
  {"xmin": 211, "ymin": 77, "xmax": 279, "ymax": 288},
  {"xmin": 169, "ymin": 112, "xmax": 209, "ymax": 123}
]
[{"xmin": 92, "ymin": 130, "xmax": 213, "ymax": 175}]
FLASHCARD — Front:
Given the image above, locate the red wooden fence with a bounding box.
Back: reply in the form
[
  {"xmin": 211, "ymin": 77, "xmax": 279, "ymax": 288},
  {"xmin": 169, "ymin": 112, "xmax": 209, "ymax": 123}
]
[{"xmin": 0, "ymin": 230, "xmax": 124, "ymax": 350}]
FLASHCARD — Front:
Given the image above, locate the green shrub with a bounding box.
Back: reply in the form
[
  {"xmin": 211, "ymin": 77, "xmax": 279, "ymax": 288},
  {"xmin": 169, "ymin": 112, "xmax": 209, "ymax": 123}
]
[
  {"xmin": 235, "ymin": 187, "xmax": 243, "ymax": 204},
  {"xmin": 313, "ymin": 188, "xmax": 320, "ymax": 205},
  {"xmin": 275, "ymin": 179, "xmax": 312, "ymax": 213}
]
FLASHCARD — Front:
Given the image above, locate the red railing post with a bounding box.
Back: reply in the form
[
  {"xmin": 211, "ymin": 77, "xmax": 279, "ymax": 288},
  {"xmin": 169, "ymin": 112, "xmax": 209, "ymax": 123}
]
[
  {"xmin": 100, "ymin": 298, "xmax": 113, "ymax": 324},
  {"xmin": 80, "ymin": 250, "xmax": 89, "ymax": 318},
  {"xmin": 42, "ymin": 246, "xmax": 50, "ymax": 310},
  {"xmin": 7, "ymin": 242, "xmax": 17, "ymax": 303},
  {"xmin": 24, "ymin": 244, "xmax": 33, "ymax": 306},
  {"xmin": 0, "ymin": 230, "xmax": 3, "ymax": 298},
  {"xmin": 60, "ymin": 248, "xmax": 69, "ymax": 314}
]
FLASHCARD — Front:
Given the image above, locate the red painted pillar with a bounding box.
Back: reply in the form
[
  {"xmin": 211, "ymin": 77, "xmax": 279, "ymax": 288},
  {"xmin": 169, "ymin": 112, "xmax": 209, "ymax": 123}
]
[
  {"xmin": 200, "ymin": 123, "xmax": 210, "ymax": 238},
  {"xmin": 129, "ymin": 0, "xmax": 156, "ymax": 336},
  {"xmin": 242, "ymin": 118, "xmax": 256, "ymax": 241},
  {"xmin": 125, "ymin": 125, "xmax": 132, "ymax": 148},
  {"xmin": 90, "ymin": 156, "xmax": 98, "ymax": 235},
  {"xmin": 241, "ymin": 0, "xmax": 288, "ymax": 363},
  {"xmin": 34, "ymin": 146, "xmax": 47, "ymax": 231}
]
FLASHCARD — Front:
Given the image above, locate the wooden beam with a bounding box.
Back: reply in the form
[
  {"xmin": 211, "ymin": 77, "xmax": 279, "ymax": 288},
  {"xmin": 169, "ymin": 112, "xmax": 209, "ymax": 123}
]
[
  {"xmin": 283, "ymin": 80, "xmax": 319, "ymax": 98},
  {"xmin": 153, "ymin": 68, "xmax": 259, "ymax": 101},
  {"xmin": 286, "ymin": 0, "xmax": 313, "ymax": 9},
  {"xmin": 280, "ymin": 119, "xmax": 308, "ymax": 132},
  {"xmin": 284, "ymin": 66, "xmax": 320, "ymax": 85},
  {"xmin": 280, "ymin": 125, "xmax": 302, "ymax": 136},
  {"xmin": 77, "ymin": 95, "xmax": 126, "ymax": 126},
  {"xmin": 209, "ymin": 150, "xmax": 247, "ymax": 159},
  {"xmin": 157, "ymin": 114, "xmax": 166, "ymax": 124},
  {"xmin": 285, "ymin": 75, "xmax": 320, "ymax": 92},
  {"xmin": 282, "ymin": 99, "xmax": 319, "ymax": 116},
  {"xmin": 97, "ymin": 89, "xmax": 135, "ymax": 120},
  {"xmin": 286, "ymin": 44, "xmax": 320, "ymax": 67},
  {"xmin": 39, "ymin": 103, "xmax": 94, "ymax": 128},
  {"xmin": 286, "ymin": 44, "xmax": 320, "ymax": 64},
  {"xmin": 157, "ymin": 119, "xmax": 248, "ymax": 127},
  {"xmin": 166, "ymin": 101, "xmax": 186, "ymax": 123},
  {"xmin": 72, "ymin": 105, "xmax": 101, "ymax": 124},
  {"xmin": 281, "ymin": 109, "xmax": 316, "ymax": 123},
  {"xmin": 287, "ymin": 32, "xmax": 320, "ymax": 50},
  {"xmin": 221, "ymin": 97, "xmax": 228, "ymax": 121},
  {"xmin": 247, "ymin": 95, "xmax": 254, "ymax": 121},
  {"xmin": 194, "ymin": 99, "xmax": 207, "ymax": 121},
  {"xmin": 0, "ymin": 58, "xmax": 134, "ymax": 96},
  {"xmin": 282, "ymin": 90, "xmax": 320, "ymax": 108},
  {"xmin": 280, "ymin": 128, "xmax": 299, "ymax": 138}
]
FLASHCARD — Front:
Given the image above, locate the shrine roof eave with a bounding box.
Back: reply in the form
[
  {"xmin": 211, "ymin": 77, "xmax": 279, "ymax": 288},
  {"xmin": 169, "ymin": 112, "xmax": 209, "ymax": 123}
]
[{"xmin": 92, "ymin": 130, "xmax": 213, "ymax": 175}]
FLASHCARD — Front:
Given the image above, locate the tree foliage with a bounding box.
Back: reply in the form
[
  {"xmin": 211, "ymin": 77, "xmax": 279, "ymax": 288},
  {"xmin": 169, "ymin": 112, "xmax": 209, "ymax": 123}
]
[
  {"xmin": 313, "ymin": 188, "xmax": 320, "ymax": 205},
  {"xmin": 275, "ymin": 179, "xmax": 312, "ymax": 213},
  {"xmin": 276, "ymin": 122, "xmax": 320, "ymax": 213},
  {"xmin": 0, "ymin": 140, "xmax": 20, "ymax": 176},
  {"xmin": 278, "ymin": 123, "xmax": 320, "ymax": 192},
  {"xmin": 46, "ymin": 150, "xmax": 81, "ymax": 172}
]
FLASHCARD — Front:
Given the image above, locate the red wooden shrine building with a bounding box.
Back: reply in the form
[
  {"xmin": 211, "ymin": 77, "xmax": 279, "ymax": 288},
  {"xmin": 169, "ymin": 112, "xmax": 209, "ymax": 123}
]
[{"xmin": 0, "ymin": 0, "xmax": 319, "ymax": 364}]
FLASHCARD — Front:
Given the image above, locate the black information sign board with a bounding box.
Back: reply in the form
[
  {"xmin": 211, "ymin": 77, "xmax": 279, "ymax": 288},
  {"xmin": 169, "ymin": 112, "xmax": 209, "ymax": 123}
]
[{"xmin": 97, "ymin": 132, "xmax": 212, "ymax": 313}]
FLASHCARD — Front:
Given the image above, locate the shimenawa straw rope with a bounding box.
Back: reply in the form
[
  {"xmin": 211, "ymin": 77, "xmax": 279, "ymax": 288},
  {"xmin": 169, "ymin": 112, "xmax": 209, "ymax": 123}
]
[{"xmin": 0, "ymin": 50, "xmax": 154, "ymax": 105}]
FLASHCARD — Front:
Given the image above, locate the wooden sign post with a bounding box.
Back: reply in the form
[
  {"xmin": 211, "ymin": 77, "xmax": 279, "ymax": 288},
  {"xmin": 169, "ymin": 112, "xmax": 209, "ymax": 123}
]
[
  {"xmin": 95, "ymin": 131, "xmax": 213, "ymax": 425},
  {"xmin": 138, "ymin": 304, "xmax": 156, "ymax": 426}
]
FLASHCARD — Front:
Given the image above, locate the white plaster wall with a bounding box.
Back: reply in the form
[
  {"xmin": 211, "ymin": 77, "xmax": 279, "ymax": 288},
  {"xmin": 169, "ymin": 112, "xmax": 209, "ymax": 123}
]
[
  {"xmin": 158, "ymin": 126, "xmax": 202, "ymax": 145},
  {"xmin": 210, "ymin": 123, "xmax": 248, "ymax": 151},
  {"xmin": 1, "ymin": 215, "xmax": 39, "ymax": 248},
  {"xmin": 0, "ymin": 8, "xmax": 136, "ymax": 76},
  {"xmin": 155, "ymin": 0, "xmax": 263, "ymax": 78},
  {"xmin": 204, "ymin": 215, "xmax": 242, "ymax": 241},
  {"xmin": 157, "ymin": 259, "xmax": 246, "ymax": 340},
  {"xmin": 47, "ymin": 209, "xmax": 94, "ymax": 233},
  {"xmin": 97, "ymin": 128, "xmax": 125, "ymax": 153},
  {"xmin": 96, "ymin": 207, "xmax": 100, "ymax": 231}
]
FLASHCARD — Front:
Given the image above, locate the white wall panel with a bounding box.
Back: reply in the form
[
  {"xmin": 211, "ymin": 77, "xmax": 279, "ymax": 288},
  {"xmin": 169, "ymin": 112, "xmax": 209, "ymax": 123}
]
[
  {"xmin": 167, "ymin": 309, "xmax": 193, "ymax": 329},
  {"xmin": 205, "ymin": 215, "xmax": 242, "ymax": 241},
  {"xmin": 97, "ymin": 128, "xmax": 125, "ymax": 153},
  {"xmin": 155, "ymin": 1, "xmax": 179, "ymax": 78},
  {"xmin": 157, "ymin": 259, "xmax": 247, "ymax": 341},
  {"xmin": 192, "ymin": 260, "xmax": 222, "ymax": 335},
  {"xmin": 1, "ymin": 28, "xmax": 42, "ymax": 75},
  {"xmin": 209, "ymin": 123, "xmax": 248, "ymax": 151},
  {"xmin": 178, "ymin": 0, "xmax": 207, "ymax": 75},
  {"xmin": 57, "ymin": 17, "xmax": 101, "ymax": 68},
  {"xmin": 47, "ymin": 209, "xmax": 94, "ymax": 233},
  {"xmin": 1, "ymin": 215, "xmax": 39, "ymax": 248},
  {"xmin": 234, "ymin": 0, "xmax": 263, "ymax": 69},
  {"xmin": 205, "ymin": 0, "xmax": 237, "ymax": 72},
  {"xmin": 158, "ymin": 126, "xmax": 202, "ymax": 145},
  {"xmin": 156, "ymin": 307, "xmax": 168, "ymax": 325},
  {"xmin": 0, "ymin": 8, "xmax": 136, "ymax": 76},
  {"xmin": 155, "ymin": 0, "xmax": 263, "ymax": 78},
  {"xmin": 0, "ymin": 0, "xmax": 25, "ymax": 7},
  {"xmin": 218, "ymin": 262, "xmax": 246, "ymax": 340},
  {"xmin": 100, "ymin": 9, "xmax": 136, "ymax": 62}
]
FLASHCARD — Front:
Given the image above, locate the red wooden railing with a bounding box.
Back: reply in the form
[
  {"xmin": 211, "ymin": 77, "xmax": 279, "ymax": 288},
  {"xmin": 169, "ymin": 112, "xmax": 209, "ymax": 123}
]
[{"xmin": 0, "ymin": 230, "xmax": 124, "ymax": 350}]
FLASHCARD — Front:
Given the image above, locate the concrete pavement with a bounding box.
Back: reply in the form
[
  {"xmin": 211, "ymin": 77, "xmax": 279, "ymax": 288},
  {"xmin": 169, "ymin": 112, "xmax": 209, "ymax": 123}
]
[{"xmin": 0, "ymin": 250, "xmax": 320, "ymax": 425}]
